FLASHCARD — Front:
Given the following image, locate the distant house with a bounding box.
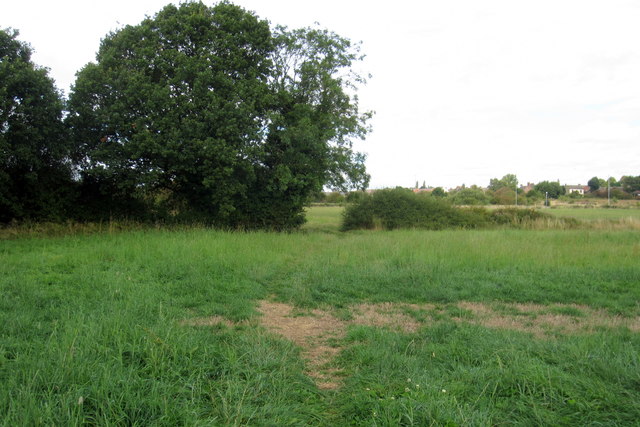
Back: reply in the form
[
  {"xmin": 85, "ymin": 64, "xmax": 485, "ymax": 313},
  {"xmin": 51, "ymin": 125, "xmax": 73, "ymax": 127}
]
[
  {"xmin": 565, "ymin": 185, "xmax": 589, "ymax": 195},
  {"xmin": 521, "ymin": 182, "xmax": 535, "ymax": 193},
  {"xmin": 634, "ymin": 190, "xmax": 640, "ymax": 198},
  {"xmin": 412, "ymin": 188, "xmax": 434, "ymax": 194}
]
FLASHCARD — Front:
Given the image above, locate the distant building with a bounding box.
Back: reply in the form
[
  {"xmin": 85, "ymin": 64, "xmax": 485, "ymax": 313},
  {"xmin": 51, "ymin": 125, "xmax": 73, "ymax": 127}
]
[
  {"xmin": 412, "ymin": 188, "xmax": 434, "ymax": 194},
  {"xmin": 521, "ymin": 182, "xmax": 535, "ymax": 193},
  {"xmin": 564, "ymin": 185, "xmax": 589, "ymax": 195}
]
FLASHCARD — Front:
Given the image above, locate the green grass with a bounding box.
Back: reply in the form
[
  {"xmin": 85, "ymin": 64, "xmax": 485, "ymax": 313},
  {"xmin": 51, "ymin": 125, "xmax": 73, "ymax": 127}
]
[
  {"xmin": 1, "ymin": 209, "xmax": 639, "ymax": 425},
  {"xmin": 546, "ymin": 206, "xmax": 640, "ymax": 221},
  {"xmin": 303, "ymin": 205, "xmax": 345, "ymax": 232}
]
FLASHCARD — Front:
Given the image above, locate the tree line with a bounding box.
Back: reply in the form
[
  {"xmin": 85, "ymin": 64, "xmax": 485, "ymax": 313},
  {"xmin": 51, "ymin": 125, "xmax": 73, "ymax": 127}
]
[
  {"xmin": 318, "ymin": 173, "xmax": 639, "ymax": 206},
  {"xmin": 1, "ymin": 2, "xmax": 370, "ymax": 229},
  {"xmin": 437, "ymin": 175, "xmax": 640, "ymax": 206}
]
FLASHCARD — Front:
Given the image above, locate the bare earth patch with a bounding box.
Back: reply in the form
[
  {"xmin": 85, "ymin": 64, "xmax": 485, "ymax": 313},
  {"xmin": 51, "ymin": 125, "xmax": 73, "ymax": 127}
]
[{"xmin": 184, "ymin": 300, "xmax": 640, "ymax": 389}]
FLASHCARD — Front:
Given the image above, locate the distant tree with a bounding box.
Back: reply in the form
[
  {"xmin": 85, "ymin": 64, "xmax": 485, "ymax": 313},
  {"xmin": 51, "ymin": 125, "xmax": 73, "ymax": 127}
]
[
  {"xmin": 346, "ymin": 190, "xmax": 366, "ymax": 203},
  {"xmin": 450, "ymin": 187, "xmax": 489, "ymax": 205},
  {"xmin": 67, "ymin": 2, "xmax": 370, "ymax": 228},
  {"xmin": 488, "ymin": 174, "xmax": 518, "ymax": 191},
  {"xmin": 620, "ymin": 175, "xmax": 640, "ymax": 193},
  {"xmin": 534, "ymin": 181, "xmax": 565, "ymax": 199},
  {"xmin": 420, "ymin": 180, "xmax": 427, "ymax": 189},
  {"xmin": 0, "ymin": 29, "xmax": 73, "ymax": 222},
  {"xmin": 587, "ymin": 176, "xmax": 600, "ymax": 192},
  {"xmin": 431, "ymin": 187, "xmax": 446, "ymax": 197},
  {"xmin": 325, "ymin": 192, "xmax": 345, "ymax": 204},
  {"xmin": 525, "ymin": 189, "xmax": 543, "ymax": 204}
]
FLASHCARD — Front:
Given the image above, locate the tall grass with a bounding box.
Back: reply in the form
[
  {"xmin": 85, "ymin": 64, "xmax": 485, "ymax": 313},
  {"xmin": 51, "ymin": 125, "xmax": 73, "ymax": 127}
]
[{"xmin": 1, "ymin": 216, "xmax": 639, "ymax": 425}]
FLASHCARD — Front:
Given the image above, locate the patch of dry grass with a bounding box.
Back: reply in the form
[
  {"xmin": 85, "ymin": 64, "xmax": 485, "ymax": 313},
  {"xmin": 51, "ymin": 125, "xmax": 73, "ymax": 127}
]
[{"xmin": 184, "ymin": 299, "xmax": 640, "ymax": 389}]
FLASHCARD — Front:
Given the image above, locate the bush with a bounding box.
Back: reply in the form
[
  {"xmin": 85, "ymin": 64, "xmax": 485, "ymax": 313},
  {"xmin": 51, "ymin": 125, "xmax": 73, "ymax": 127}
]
[
  {"xmin": 490, "ymin": 208, "xmax": 549, "ymax": 225},
  {"xmin": 450, "ymin": 187, "xmax": 490, "ymax": 205},
  {"xmin": 340, "ymin": 191, "xmax": 576, "ymax": 231},
  {"xmin": 341, "ymin": 189, "xmax": 490, "ymax": 231}
]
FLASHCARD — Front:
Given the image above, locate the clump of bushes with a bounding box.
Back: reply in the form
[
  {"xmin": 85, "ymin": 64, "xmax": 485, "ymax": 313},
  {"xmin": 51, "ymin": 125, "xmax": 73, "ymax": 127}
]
[
  {"xmin": 341, "ymin": 189, "xmax": 491, "ymax": 231},
  {"xmin": 490, "ymin": 208, "xmax": 548, "ymax": 225},
  {"xmin": 341, "ymin": 190, "xmax": 563, "ymax": 231}
]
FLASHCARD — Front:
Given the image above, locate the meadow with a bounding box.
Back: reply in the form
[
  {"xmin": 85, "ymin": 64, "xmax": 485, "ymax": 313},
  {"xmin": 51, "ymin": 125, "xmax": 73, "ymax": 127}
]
[
  {"xmin": 546, "ymin": 205, "xmax": 640, "ymax": 221},
  {"xmin": 1, "ymin": 207, "xmax": 639, "ymax": 425}
]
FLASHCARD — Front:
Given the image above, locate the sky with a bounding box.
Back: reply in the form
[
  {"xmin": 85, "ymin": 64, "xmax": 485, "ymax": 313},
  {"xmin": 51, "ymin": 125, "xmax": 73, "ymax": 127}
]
[{"xmin": 4, "ymin": 0, "xmax": 640, "ymax": 189}]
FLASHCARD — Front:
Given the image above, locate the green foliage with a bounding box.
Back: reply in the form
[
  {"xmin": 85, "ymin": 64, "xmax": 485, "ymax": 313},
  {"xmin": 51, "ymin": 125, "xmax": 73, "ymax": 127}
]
[
  {"xmin": 0, "ymin": 29, "xmax": 74, "ymax": 222},
  {"xmin": 534, "ymin": 181, "xmax": 565, "ymax": 199},
  {"xmin": 324, "ymin": 192, "xmax": 345, "ymax": 204},
  {"xmin": 566, "ymin": 191, "xmax": 583, "ymax": 199},
  {"xmin": 592, "ymin": 187, "xmax": 633, "ymax": 200},
  {"xmin": 525, "ymin": 189, "xmax": 543, "ymax": 204},
  {"xmin": 431, "ymin": 187, "xmax": 446, "ymax": 197},
  {"xmin": 588, "ymin": 176, "xmax": 600, "ymax": 192},
  {"xmin": 341, "ymin": 188, "xmax": 490, "ymax": 231},
  {"xmin": 67, "ymin": 2, "xmax": 370, "ymax": 229},
  {"xmin": 489, "ymin": 207, "xmax": 551, "ymax": 226},
  {"xmin": 340, "ymin": 191, "xmax": 582, "ymax": 231},
  {"xmin": 449, "ymin": 187, "xmax": 490, "ymax": 205},
  {"xmin": 488, "ymin": 173, "xmax": 518, "ymax": 191},
  {"xmin": 491, "ymin": 187, "xmax": 516, "ymax": 205},
  {"xmin": 621, "ymin": 175, "xmax": 640, "ymax": 193}
]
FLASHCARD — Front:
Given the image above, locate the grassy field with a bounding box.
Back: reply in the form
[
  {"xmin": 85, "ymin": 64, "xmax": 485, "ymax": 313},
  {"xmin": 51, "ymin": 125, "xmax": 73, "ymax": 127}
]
[
  {"xmin": 1, "ymin": 207, "xmax": 639, "ymax": 425},
  {"xmin": 546, "ymin": 206, "xmax": 640, "ymax": 221}
]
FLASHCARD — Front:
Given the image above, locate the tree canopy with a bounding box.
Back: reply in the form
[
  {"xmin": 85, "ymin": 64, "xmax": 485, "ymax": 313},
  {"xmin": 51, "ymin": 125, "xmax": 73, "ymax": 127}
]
[
  {"xmin": 534, "ymin": 181, "xmax": 565, "ymax": 199},
  {"xmin": 67, "ymin": 2, "xmax": 370, "ymax": 229},
  {"xmin": 488, "ymin": 174, "xmax": 518, "ymax": 191},
  {"xmin": 0, "ymin": 29, "xmax": 72, "ymax": 222},
  {"xmin": 621, "ymin": 175, "xmax": 640, "ymax": 193}
]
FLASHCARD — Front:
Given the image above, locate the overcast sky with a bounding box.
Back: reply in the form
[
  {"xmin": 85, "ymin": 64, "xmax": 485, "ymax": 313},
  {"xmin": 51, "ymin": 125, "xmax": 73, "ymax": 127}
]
[{"xmin": 4, "ymin": 0, "xmax": 640, "ymax": 189}]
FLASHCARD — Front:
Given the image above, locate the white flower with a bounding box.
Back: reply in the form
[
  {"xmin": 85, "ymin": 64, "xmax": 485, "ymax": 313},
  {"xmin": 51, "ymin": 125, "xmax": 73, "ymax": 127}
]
[
  {"xmin": 442, "ymin": 389, "xmax": 447, "ymax": 393},
  {"xmin": 405, "ymin": 387, "xmax": 410, "ymax": 392},
  {"xmin": 407, "ymin": 378, "xmax": 412, "ymax": 383}
]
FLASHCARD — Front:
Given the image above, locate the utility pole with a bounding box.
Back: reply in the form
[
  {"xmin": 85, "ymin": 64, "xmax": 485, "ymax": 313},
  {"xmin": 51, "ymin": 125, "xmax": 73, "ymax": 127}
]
[
  {"xmin": 608, "ymin": 178, "xmax": 611, "ymax": 206},
  {"xmin": 515, "ymin": 183, "xmax": 518, "ymax": 206}
]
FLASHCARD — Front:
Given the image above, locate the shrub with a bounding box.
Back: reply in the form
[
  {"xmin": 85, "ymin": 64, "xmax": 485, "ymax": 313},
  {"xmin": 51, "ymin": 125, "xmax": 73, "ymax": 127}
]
[
  {"xmin": 341, "ymin": 189, "xmax": 490, "ymax": 231},
  {"xmin": 490, "ymin": 208, "xmax": 548, "ymax": 225},
  {"xmin": 450, "ymin": 187, "xmax": 490, "ymax": 205}
]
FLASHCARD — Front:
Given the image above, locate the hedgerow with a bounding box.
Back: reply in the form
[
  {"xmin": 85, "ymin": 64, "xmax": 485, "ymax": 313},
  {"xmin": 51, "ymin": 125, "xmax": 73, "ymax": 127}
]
[{"xmin": 341, "ymin": 189, "xmax": 558, "ymax": 231}]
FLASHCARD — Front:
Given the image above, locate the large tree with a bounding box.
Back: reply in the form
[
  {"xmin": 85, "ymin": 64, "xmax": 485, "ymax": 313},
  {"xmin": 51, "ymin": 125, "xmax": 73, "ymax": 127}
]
[
  {"xmin": 68, "ymin": 2, "xmax": 370, "ymax": 228},
  {"xmin": 0, "ymin": 29, "xmax": 73, "ymax": 222}
]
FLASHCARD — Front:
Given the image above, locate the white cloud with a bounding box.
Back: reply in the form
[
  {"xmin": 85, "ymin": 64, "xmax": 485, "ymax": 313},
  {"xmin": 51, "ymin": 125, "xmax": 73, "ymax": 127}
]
[{"xmin": 3, "ymin": 0, "xmax": 639, "ymax": 187}]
